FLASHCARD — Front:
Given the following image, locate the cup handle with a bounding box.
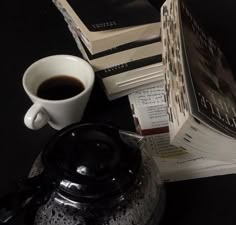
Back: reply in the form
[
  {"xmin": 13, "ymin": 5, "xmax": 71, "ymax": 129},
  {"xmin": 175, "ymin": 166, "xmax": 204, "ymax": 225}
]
[{"xmin": 24, "ymin": 103, "xmax": 49, "ymax": 130}]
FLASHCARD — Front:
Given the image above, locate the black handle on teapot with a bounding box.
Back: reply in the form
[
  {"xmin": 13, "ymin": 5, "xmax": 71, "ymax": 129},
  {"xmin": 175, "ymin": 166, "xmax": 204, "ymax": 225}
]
[{"xmin": 0, "ymin": 173, "xmax": 57, "ymax": 224}]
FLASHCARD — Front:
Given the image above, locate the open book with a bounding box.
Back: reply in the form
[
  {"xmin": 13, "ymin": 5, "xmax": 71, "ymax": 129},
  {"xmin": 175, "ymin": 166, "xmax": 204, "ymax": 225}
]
[{"xmin": 161, "ymin": 0, "xmax": 236, "ymax": 161}]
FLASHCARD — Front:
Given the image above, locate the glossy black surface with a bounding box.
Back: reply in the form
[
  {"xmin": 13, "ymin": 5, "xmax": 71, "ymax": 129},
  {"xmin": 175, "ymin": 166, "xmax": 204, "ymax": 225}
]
[
  {"xmin": 37, "ymin": 75, "xmax": 85, "ymax": 100},
  {"xmin": 2, "ymin": 0, "xmax": 236, "ymax": 224},
  {"xmin": 43, "ymin": 123, "xmax": 141, "ymax": 200}
]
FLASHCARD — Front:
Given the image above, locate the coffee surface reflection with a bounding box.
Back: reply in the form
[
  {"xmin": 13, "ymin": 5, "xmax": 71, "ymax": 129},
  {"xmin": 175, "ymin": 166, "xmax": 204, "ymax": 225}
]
[{"xmin": 37, "ymin": 75, "xmax": 85, "ymax": 100}]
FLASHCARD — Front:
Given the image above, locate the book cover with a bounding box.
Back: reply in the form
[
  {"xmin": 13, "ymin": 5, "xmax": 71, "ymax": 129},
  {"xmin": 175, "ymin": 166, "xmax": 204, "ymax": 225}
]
[
  {"xmin": 53, "ymin": 0, "xmax": 161, "ymax": 54},
  {"xmin": 66, "ymin": 0, "xmax": 160, "ymax": 31},
  {"xmin": 179, "ymin": 0, "xmax": 236, "ymax": 138}
]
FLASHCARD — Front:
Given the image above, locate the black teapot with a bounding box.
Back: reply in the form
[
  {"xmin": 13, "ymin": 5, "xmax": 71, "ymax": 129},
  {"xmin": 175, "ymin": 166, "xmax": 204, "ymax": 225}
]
[{"xmin": 0, "ymin": 123, "xmax": 165, "ymax": 225}]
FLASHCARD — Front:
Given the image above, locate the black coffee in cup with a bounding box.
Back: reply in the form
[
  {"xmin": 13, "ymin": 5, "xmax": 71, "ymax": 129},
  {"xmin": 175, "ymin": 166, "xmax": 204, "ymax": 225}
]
[{"xmin": 37, "ymin": 75, "xmax": 85, "ymax": 100}]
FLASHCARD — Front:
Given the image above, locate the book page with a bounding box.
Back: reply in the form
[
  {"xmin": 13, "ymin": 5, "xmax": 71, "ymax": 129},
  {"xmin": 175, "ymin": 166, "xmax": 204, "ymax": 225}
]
[
  {"xmin": 130, "ymin": 82, "xmax": 167, "ymax": 130},
  {"xmin": 161, "ymin": 0, "xmax": 191, "ymax": 142},
  {"xmin": 129, "ymin": 81, "xmax": 168, "ymax": 131},
  {"xmin": 128, "ymin": 81, "xmax": 187, "ymax": 156}
]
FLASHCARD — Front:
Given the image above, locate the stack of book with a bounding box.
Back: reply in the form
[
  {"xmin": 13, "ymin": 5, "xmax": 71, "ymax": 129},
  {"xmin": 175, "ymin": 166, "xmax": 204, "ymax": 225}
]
[
  {"xmin": 52, "ymin": 0, "xmax": 164, "ymax": 100},
  {"xmin": 161, "ymin": 0, "xmax": 236, "ymax": 162},
  {"xmin": 128, "ymin": 81, "xmax": 236, "ymax": 182}
]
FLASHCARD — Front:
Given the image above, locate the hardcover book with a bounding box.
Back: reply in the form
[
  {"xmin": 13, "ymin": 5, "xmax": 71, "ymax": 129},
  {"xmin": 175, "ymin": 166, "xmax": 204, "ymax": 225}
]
[
  {"xmin": 161, "ymin": 0, "xmax": 236, "ymax": 161},
  {"xmin": 52, "ymin": 0, "xmax": 161, "ymax": 54}
]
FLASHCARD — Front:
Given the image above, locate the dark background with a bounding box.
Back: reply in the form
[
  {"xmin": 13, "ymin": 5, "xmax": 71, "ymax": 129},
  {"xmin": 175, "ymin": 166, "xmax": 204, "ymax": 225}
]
[{"xmin": 2, "ymin": 0, "xmax": 236, "ymax": 224}]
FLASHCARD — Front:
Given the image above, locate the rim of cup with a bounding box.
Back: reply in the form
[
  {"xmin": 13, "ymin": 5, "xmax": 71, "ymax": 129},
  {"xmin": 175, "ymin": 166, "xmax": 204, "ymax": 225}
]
[{"xmin": 22, "ymin": 55, "xmax": 95, "ymax": 104}]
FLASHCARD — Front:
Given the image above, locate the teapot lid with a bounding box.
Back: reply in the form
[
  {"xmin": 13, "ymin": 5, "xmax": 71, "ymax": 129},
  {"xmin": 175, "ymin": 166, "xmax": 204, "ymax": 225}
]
[{"xmin": 42, "ymin": 123, "xmax": 141, "ymax": 201}]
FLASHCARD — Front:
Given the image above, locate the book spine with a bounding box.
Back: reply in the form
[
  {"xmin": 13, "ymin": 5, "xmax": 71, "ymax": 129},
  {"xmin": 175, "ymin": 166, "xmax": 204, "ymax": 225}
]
[
  {"xmin": 82, "ymin": 37, "xmax": 162, "ymax": 59},
  {"xmin": 96, "ymin": 55, "xmax": 162, "ymax": 78}
]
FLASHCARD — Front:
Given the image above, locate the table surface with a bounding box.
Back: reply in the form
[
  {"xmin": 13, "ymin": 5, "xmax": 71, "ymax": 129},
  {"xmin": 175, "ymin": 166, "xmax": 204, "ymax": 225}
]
[{"xmin": 2, "ymin": 0, "xmax": 236, "ymax": 224}]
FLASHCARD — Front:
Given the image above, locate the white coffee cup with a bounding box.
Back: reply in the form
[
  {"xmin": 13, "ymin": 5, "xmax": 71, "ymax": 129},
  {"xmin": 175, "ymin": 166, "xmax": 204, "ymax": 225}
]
[{"xmin": 23, "ymin": 55, "xmax": 95, "ymax": 130}]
